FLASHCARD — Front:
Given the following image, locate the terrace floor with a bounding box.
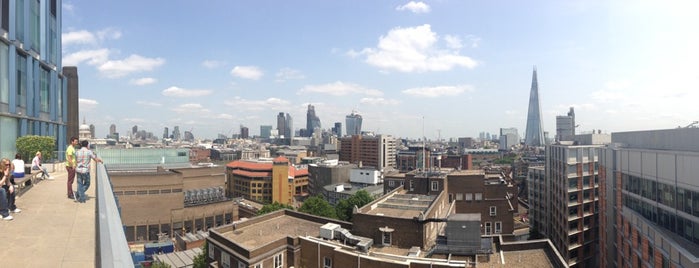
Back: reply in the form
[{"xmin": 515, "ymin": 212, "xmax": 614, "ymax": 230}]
[{"xmin": 0, "ymin": 168, "xmax": 96, "ymax": 267}]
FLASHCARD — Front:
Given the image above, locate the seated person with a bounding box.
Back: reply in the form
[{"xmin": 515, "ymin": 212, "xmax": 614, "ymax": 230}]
[
  {"xmin": 32, "ymin": 151, "xmax": 52, "ymax": 180},
  {"xmin": 1, "ymin": 158, "xmax": 16, "ymax": 220},
  {"xmin": 11, "ymin": 153, "xmax": 25, "ymax": 180}
]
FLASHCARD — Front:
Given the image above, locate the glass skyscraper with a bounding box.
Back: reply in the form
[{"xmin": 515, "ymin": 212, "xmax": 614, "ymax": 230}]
[{"xmin": 525, "ymin": 67, "xmax": 545, "ymax": 147}]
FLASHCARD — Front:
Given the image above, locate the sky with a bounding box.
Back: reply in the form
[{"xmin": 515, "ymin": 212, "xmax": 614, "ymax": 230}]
[{"xmin": 62, "ymin": 1, "xmax": 699, "ymax": 140}]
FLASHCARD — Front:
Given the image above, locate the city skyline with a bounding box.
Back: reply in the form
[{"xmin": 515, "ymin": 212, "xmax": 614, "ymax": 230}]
[{"xmin": 64, "ymin": 1, "xmax": 699, "ymax": 139}]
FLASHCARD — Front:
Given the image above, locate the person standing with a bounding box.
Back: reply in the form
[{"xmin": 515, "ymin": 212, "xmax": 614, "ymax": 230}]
[
  {"xmin": 66, "ymin": 137, "xmax": 78, "ymax": 200},
  {"xmin": 75, "ymin": 140, "xmax": 102, "ymax": 203},
  {"xmin": 32, "ymin": 151, "xmax": 53, "ymax": 180}
]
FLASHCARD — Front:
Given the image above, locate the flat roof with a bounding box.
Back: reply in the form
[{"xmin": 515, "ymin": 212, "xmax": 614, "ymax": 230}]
[
  {"xmin": 220, "ymin": 214, "xmax": 324, "ymax": 251},
  {"xmin": 481, "ymin": 249, "xmax": 554, "ymax": 268},
  {"xmin": 363, "ymin": 194, "xmax": 436, "ymax": 219}
]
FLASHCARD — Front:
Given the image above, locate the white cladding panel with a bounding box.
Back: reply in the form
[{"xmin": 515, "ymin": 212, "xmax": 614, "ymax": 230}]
[
  {"xmin": 677, "ymin": 154, "xmax": 699, "ymax": 188},
  {"xmin": 641, "ymin": 152, "xmax": 657, "ymax": 179},
  {"xmin": 657, "ymin": 153, "xmax": 676, "ymax": 182}
]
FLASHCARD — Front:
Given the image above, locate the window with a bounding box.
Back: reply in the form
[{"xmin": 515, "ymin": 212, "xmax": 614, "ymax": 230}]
[
  {"xmin": 273, "ymin": 253, "xmax": 283, "ymax": 268},
  {"xmin": 1, "ymin": 0, "xmax": 8, "ymax": 31},
  {"xmin": 490, "ymin": 206, "xmax": 497, "ymax": 216},
  {"xmin": 16, "ymin": 54, "xmax": 26, "ymax": 107},
  {"xmin": 254, "ymin": 263, "xmax": 262, "ymax": 268},
  {"xmin": 388, "ymin": 180, "xmax": 395, "ymax": 187},
  {"xmin": 30, "ymin": 0, "xmax": 39, "ymax": 50},
  {"xmin": 40, "ymin": 68, "xmax": 49, "ymax": 112},
  {"xmin": 431, "ymin": 181, "xmax": 439, "ymax": 191},
  {"xmin": 15, "ymin": 0, "xmax": 24, "ymax": 41},
  {"xmin": 485, "ymin": 222, "xmax": 492, "ymax": 235},
  {"xmin": 409, "ymin": 180, "xmax": 414, "ymax": 191},
  {"xmin": 323, "ymin": 257, "xmax": 332, "ymax": 268},
  {"xmin": 382, "ymin": 231, "xmax": 391, "ymax": 245},
  {"xmin": 0, "ymin": 42, "xmax": 7, "ymax": 104},
  {"xmin": 495, "ymin": 222, "xmax": 502, "ymax": 234},
  {"xmin": 465, "ymin": 193, "xmax": 472, "ymax": 201},
  {"xmin": 475, "ymin": 193, "xmax": 482, "ymax": 200},
  {"xmin": 221, "ymin": 252, "xmax": 230, "ymax": 268},
  {"xmin": 455, "ymin": 193, "xmax": 463, "ymax": 201},
  {"xmin": 238, "ymin": 262, "xmax": 246, "ymax": 268}
]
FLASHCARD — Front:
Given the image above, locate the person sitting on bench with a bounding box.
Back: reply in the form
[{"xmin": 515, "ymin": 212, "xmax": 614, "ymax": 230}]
[
  {"xmin": 32, "ymin": 151, "xmax": 53, "ymax": 180},
  {"xmin": 11, "ymin": 154, "xmax": 24, "ymax": 180}
]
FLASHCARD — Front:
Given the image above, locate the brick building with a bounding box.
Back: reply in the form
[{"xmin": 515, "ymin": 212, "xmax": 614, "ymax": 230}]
[
  {"xmin": 226, "ymin": 156, "xmax": 309, "ymax": 205},
  {"xmin": 109, "ymin": 166, "xmax": 237, "ymax": 242}
]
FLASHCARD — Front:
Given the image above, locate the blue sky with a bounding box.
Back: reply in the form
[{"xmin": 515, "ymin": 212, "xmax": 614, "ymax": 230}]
[{"xmin": 63, "ymin": 1, "xmax": 699, "ymax": 140}]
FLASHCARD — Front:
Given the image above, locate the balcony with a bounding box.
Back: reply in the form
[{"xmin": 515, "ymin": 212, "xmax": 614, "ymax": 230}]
[{"xmin": 0, "ymin": 163, "xmax": 132, "ymax": 267}]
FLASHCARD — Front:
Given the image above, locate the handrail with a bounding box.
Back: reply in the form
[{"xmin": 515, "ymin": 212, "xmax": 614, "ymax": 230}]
[{"xmin": 95, "ymin": 163, "xmax": 134, "ymax": 267}]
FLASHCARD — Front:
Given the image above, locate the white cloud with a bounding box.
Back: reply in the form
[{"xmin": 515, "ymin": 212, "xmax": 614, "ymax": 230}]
[
  {"xmin": 360, "ymin": 97, "xmax": 400, "ymax": 105},
  {"xmin": 62, "ymin": 3, "xmax": 74, "ymax": 12},
  {"xmin": 96, "ymin": 28, "xmax": 122, "ymax": 41},
  {"xmin": 298, "ymin": 81, "xmax": 383, "ymax": 96},
  {"xmin": 443, "ymin": 35, "xmax": 463, "ymax": 50},
  {"xmin": 396, "ymin": 1, "xmax": 431, "ymax": 14},
  {"xmin": 275, "ymin": 68, "xmax": 306, "ymax": 82},
  {"xmin": 172, "ymin": 103, "xmax": 210, "ymax": 114},
  {"xmin": 466, "ymin": 35, "xmax": 482, "ymax": 48},
  {"xmin": 62, "ymin": 30, "xmax": 96, "ymax": 46},
  {"xmin": 79, "ymin": 98, "xmax": 98, "ymax": 111},
  {"xmin": 130, "ymin": 77, "xmax": 157, "ymax": 86},
  {"xmin": 135, "ymin": 100, "xmax": 162, "ymax": 107},
  {"xmin": 402, "ymin": 85, "xmax": 474, "ymax": 98},
  {"xmin": 98, "ymin": 55, "xmax": 165, "ymax": 78},
  {"xmin": 350, "ymin": 24, "xmax": 478, "ymax": 72},
  {"xmin": 122, "ymin": 118, "xmax": 146, "ymax": 123},
  {"xmin": 223, "ymin": 97, "xmax": 291, "ymax": 111},
  {"xmin": 62, "ymin": 48, "xmax": 110, "ymax": 66},
  {"xmin": 162, "ymin": 86, "xmax": 213, "ymax": 98},
  {"xmin": 231, "ymin": 66, "xmax": 263, "ymax": 80},
  {"xmin": 215, "ymin": 114, "xmax": 234, "ymax": 120},
  {"xmin": 202, "ymin": 60, "xmax": 225, "ymax": 69},
  {"xmin": 605, "ymin": 79, "xmax": 631, "ymax": 90}
]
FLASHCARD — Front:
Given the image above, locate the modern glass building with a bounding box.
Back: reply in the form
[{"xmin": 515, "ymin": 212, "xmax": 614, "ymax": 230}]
[
  {"xmin": 525, "ymin": 67, "xmax": 545, "ymax": 147},
  {"xmin": 1, "ymin": 0, "xmax": 70, "ymax": 158},
  {"xmin": 345, "ymin": 110, "xmax": 362, "ymax": 137},
  {"xmin": 599, "ymin": 128, "xmax": 699, "ymax": 268}
]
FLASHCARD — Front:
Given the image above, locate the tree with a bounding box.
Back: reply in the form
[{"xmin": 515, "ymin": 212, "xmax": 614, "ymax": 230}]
[
  {"xmin": 336, "ymin": 190, "xmax": 374, "ymax": 221},
  {"xmin": 192, "ymin": 241, "xmax": 208, "ymax": 268},
  {"xmin": 257, "ymin": 201, "xmax": 294, "ymax": 215},
  {"xmin": 298, "ymin": 196, "xmax": 336, "ymax": 219},
  {"xmin": 16, "ymin": 135, "xmax": 57, "ymax": 162}
]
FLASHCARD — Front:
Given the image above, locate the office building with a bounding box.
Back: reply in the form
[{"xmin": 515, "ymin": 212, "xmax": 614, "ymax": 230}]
[
  {"xmin": 259, "ymin": 125, "xmax": 272, "ymax": 139},
  {"xmin": 556, "ymin": 107, "xmax": 576, "ymax": 142},
  {"xmin": 276, "ymin": 112, "xmax": 293, "ymax": 139},
  {"xmin": 110, "ymin": 124, "xmax": 117, "ymax": 136},
  {"xmin": 240, "ymin": 125, "xmax": 249, "ymax": 139},
  {"xmin": 305, "ymin": 104, "xmax": 321, "ymax": 137},
  {"xmin": 528, "ymin": 133, "xmax": 610, "ymax": 267},
  {"xmin": 339, "ymin": 134, "xmax": 397, "ymax": 171},
  {"xmin": 332, "ymin": 122, "xmax": 342, "ymax": 137},
  {"xmin": 172, "ymin": 126, "xmax": 181, "ymax": 141},
  {"xmin": 0, "ymin": 1, "xmax": 71, "ymax": 156},
  {"xmin": 345, "ymin": 110, "xmax": 362, "ymax": 136},
  {"xmin": 525, "ymin": 67, "xmax": 545, "ymax": 147},
  {"xmin": 226, "ymin": 156, "xmax": 308, "ymax": 205},
  {"xmin": 499, "ymin": 127, "xmax": 519, "ymax": 151},
  {"xmin": 307, "ymin": 161, "xmax": 355, "ymax": 196},
  {"xmin": 599, "ymin": 128, "xmax": 699, "ymax": 268}
]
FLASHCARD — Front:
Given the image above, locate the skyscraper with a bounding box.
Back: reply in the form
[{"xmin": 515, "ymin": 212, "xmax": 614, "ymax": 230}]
[
  {"xmin": 163, "ymin": 127, "xmax": 169, "ymax": 139},
  {"xmin": 276, "ymin": 112, "xmax": 293, "ymax": 139},
  {"xmin": 525, "ymin": 67, "xmax": 545, "ymax": 147},
  {"xmin": 110, "ymin": 124, "xmax": 117, "ymax": 136},
  {"xmin": 556, "ymin": 107, "xmax": 576, "ymax": 142},
  {"xmin": 345, "ymin": 110, "xmax": 362, "ymax": 136},
  {"xmin": 305, "ymin": 104, "xmax": 321, "ymax": 137},
  {"xmin": 333, "ymin": 122, "xmax": 342, "ymax": 137},
  {"xmin": 260, "ymin": 125, "xmax": 272, "ymax": 139}
]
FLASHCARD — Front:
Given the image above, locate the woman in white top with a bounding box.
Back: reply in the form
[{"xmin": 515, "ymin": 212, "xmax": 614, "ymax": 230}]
[
  {"xmin": 11, "ymin": 153, "xmax": 24, "ymax": 179},
  {"xmin": 32, "ymin": 151, "xmax": 52, "ymax": 180}
]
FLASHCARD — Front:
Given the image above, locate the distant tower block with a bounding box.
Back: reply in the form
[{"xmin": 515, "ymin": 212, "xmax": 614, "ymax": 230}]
[{"xmin": 524, "ymin": 67, "xmax": 545, "ymax": 146}]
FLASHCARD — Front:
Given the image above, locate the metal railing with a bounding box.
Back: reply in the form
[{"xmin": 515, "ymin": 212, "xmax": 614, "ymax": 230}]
[{"xmin": 95, "ymin": 163, "xmax": 134, "ymax": 267}]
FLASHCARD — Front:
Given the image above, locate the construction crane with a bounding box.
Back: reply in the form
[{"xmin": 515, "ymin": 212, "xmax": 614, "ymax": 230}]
[{"xmin": 685, "ymin": 121, "xmax": 699, "ymax": 128}]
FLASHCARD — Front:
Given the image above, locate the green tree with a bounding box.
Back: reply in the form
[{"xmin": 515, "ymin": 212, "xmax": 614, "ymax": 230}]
[
  {"xmin": 298, "ymin": 195, "xmax": 337, "ymax": 218},
  {"xmin": 257, "ymin": 201, "xmax": 294, "ymax": 215},
  {"xmin": 192, "ymin": 241, "xmax": 208, "ymax": 268},
  {"xmin": 16, "ymin": 135, "xmax": 57, "ymax": 162},
  {"xmin": 336, "ymin": 190, "xmax": 374, "ymax": 221}
]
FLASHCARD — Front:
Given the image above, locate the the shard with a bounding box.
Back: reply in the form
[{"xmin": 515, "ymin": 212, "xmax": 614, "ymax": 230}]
[{"xmin": 524, "ymin": 67, "xmax": 545, "ymax": 146}]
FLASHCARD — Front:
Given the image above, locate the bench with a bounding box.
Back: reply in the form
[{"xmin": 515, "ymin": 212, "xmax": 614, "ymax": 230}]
[{"xmin": 15, "ymin": 164, "xmax": 44, "ymax": 195}]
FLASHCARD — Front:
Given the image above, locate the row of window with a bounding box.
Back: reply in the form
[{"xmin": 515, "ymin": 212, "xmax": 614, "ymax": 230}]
[
  {"xmin": 484, "ymin": 221, "xmax": 503, "ymax": 234},
  {"xmin": 114, "ymin": 188, "xmax": 182, "ymax": 196},
  {"xmin": 213, "ymin": 246, "xmax": 281, "ymax": 268},
  {"xmin": 624, "ymin": 194, "xmax": 699, "ymax": 245},
  {"xmin": 453, "ymin": 192, "xmax": 484, "ymax": 201},
  {"xmin": 622, "ymin": 174, "xmax": 699, "ymax": 217}
]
